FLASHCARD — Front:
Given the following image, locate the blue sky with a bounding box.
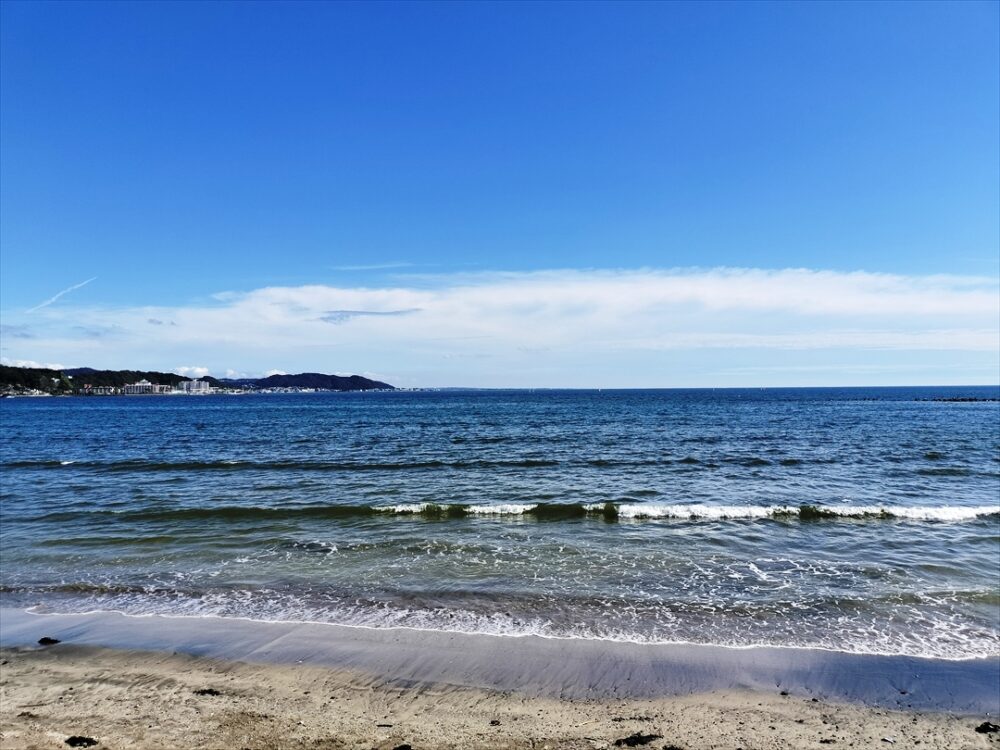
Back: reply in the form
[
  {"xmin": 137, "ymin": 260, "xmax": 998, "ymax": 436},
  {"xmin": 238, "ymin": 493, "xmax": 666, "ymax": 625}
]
[{"xmin": 1, "ymin": 1, "xmax": 997, "ymax": 386}]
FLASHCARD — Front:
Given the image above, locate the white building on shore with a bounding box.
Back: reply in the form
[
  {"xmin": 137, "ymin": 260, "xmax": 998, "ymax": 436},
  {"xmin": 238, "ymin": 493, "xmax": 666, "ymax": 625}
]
[
  {"xmin": 123, "ymin": 379, "xmax": 172, "ymax": 395},
  {"xmin": 178, "ymin": 379, "xmax": 212, "ymax": 393}
]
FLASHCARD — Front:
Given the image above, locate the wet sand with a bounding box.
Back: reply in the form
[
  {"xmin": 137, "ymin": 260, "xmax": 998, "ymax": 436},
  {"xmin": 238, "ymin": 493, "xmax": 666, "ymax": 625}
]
[{"xmin": 1, "ymin": 608, "xmax": 998, "ymax": 749}]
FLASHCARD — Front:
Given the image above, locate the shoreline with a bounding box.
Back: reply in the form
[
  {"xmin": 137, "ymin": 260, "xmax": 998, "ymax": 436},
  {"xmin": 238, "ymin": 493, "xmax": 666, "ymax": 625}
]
[
  {"xmin": 2, "ymin": 650, "xmax": 999, "ymax": 748},
  {"xmin": 2, "ymin": 608, "xmax": 997, "ymax": 714},
  {"xmin": 8, "ymin": 603, "xmax": 1000, "ymax": 663}
]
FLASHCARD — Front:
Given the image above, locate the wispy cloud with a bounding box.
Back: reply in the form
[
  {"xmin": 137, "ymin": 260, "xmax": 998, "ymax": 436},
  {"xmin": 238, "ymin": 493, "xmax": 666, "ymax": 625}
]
[
  {"xmin": 2, "ymin": 267, "xmax": 997, "ymax": 387},
  {"xmin": 0, "ymin": 324, "xmax": 34, "ymax": 339},
  {"xmin": 27, "ymin": 277, "xmax": 97, "ymax": 313},
  {"xmin": 319, "ymin": 308, "xmax": 422, "ymax": 324},
  {"xmin": 71, "ymin": 324, "xmax": 124, "ymax": 339}
]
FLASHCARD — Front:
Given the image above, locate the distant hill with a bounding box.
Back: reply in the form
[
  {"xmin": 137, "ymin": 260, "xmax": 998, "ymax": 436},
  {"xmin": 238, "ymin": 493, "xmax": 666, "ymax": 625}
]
[
  {"xmin": 219, "ymin": 372, "xmax": 393, "ymax": 390},
  {"xmin": 63, "ymin": 368, "xmax": 224, "ymax": 388},
  {"xmin": 0, "ymin": 365, "xmax": 392, "ymax": 394},
  {"xmin": 0, "ymin": 364, "xmax": 75, "ymax": 394},
  {"xmin": 0, "ymin": 365, "xmax": 222, "ymax": 394}
]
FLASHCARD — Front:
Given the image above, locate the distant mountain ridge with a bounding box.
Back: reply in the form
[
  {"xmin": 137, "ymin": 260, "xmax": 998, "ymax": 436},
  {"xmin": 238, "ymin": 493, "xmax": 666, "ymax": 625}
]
[
  {"xmin": 220, "ymin": 372, "xmax": 394, "ymax": 390},
  {"xmin": 0, "ymin": 365, "xmax": 393, "ymax": 394},
  {"xmin": 63, "ymin": 367, "xmax": 219, "ymax": 388}
]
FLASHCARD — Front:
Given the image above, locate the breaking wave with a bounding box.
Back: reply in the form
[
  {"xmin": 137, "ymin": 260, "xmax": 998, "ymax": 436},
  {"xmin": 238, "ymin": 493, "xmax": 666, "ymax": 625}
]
[{"xmin": 26, "ymin": 501, "xmax": 999, "ymax": 524}]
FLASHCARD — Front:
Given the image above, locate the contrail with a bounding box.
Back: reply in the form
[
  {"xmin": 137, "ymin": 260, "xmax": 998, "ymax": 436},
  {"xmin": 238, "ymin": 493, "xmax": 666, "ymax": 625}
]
[{"xmin": 27, "ymin": 277, "xmax": 97, "ymax": 312}]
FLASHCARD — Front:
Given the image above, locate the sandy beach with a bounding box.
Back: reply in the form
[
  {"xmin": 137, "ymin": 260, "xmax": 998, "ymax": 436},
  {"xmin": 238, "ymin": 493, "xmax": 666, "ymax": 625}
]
[
  {"xmin": 3, "ymin": 0, "xmax": 999, "ymax": 743},
  {"xmin": 2, "ymin": 609, "xmax": 998, "ymax": 749},
  {"xmin": 2, "ymin": 644, "xmax": 999, "ymax": 750}
]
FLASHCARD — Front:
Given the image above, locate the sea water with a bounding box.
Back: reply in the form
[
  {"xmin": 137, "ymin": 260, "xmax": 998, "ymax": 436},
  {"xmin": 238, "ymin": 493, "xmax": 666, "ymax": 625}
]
[{"xmin": 1, "ymin": 387, "xmax": 997, "ymax": 659}]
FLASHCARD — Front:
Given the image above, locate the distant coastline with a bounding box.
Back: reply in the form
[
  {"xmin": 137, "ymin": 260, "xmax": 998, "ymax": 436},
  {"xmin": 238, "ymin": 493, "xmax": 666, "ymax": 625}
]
[{"xmin": 0, "ymin": 364, "xmax": 394, "ymax": 397}]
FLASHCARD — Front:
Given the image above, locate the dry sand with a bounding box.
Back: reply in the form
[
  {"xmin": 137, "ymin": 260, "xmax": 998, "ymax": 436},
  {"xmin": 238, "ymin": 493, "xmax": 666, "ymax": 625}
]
[{"xmin": 1, "ymin": 643, "xmax": 998, "ymax": 750}]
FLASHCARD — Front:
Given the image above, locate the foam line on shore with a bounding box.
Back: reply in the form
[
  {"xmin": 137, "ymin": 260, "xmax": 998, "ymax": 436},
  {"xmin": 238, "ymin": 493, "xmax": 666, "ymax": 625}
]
[{"xmin": 1, "ymin": 608, "xmax": 996, "ymax": 714}]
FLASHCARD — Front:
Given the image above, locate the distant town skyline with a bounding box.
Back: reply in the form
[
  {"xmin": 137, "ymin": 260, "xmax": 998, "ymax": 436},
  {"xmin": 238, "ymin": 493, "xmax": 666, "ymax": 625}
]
[{"xmin": 1, "ymin": 2, "xmax": 997, "ymax": 387}]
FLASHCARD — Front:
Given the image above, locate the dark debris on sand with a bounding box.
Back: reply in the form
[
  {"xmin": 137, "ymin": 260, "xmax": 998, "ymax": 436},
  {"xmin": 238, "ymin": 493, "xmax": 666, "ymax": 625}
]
[
  {"xmin": 612, "ymin": 715, "xmax": 654, "ymax": 722},
  {"xmin": 38, "ymin": 636, "xmax": 61, "ymax": 646},
  {"xmin": 193, "ymin": 688, "xmax": 222, "ymax": 696},
  {"xmin": 613, "ymin": 732, "xmax": 663, "ymax": 747},
  {"xmin": 975, "ymin": 721, "xmax": 1000, "ymax": 734},
  {"xmin": 65, "ymin": 738, "xmax": 98, "ymax": 748}
]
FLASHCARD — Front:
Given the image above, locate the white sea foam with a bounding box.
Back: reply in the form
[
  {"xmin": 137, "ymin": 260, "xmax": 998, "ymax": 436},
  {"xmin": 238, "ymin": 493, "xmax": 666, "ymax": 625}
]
[
  {"xmin": 499, "ymin": 502, "xmax": 995, "ymax": 521},
  {"xmin": 372, "ymin": 503, "xmax": 435, "ymax": 514},
  {"xmin": 830, "ymin": 505, "xmax": 1000, "ymax": 521},
  {"xmin": 605, "ymin": 503, "xmax": 1000, "ymax": 521},
  {"xmin": 20, "ymin": 593, "xmax": 1000, "ymax": 661},
  {"xmin": 606, "ymin": 503, "xmax": 778, "ymax": 520},
  {"xmin": 370, "ymin": 502, "xmax": 537, "ymax": 516},
  {"xmin": 465, "ymin": 503, "xmax": 536, "ymax": 515},
  {"xmin": 354, "ymin": 501, "xmax": 999, "ymax": 521}
]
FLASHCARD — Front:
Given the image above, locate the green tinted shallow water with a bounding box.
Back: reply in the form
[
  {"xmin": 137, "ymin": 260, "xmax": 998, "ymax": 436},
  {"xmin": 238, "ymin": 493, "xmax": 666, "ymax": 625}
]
[{"xmin": 1, "ymin": 387, "xmax": 998, "ymax": 658}]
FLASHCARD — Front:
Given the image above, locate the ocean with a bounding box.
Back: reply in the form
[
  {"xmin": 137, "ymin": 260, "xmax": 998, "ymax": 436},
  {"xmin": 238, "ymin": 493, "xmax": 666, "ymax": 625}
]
[{"xmin": 1, "ymin": 387, "xmax": 998, "ymax": 660}]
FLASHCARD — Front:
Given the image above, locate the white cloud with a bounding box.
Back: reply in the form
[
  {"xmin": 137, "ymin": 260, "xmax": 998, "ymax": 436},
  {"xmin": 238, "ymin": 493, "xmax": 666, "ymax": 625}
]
[
  {"xmin": 3, "ymin": 267, "xmax": 998, "ymax": 387},
  {"xmin": 263, "ymin": 369, "xmax": 287, "ymax": 377},
  {"xmin": 605, "ymin": 329, "xmax": 1000, "ymax": 351},
  {"xmin": 1, "ymin": 358, "xmax": 67, "ymax": 370},
  {"xmin": 174, "ymin": 366, "xmax": 211, "ymax": 378}
]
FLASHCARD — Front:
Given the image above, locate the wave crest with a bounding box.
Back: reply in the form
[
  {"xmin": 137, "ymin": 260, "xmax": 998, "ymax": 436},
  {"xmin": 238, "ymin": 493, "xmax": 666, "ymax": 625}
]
[{"xmin": 29, "ymin": 502, "xmax": 997, "ymax": 524}]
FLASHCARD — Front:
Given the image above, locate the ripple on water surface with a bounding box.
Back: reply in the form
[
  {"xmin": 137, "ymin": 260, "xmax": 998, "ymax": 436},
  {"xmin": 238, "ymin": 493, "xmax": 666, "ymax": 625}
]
[{"xmin": 1, "ymin": 387, "xmax": 998, "ymax": 660}]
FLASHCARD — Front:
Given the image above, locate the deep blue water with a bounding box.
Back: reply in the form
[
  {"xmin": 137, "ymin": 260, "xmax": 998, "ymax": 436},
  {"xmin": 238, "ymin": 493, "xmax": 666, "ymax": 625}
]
[{"xmin": 1, "ymin": 387, "xmax": 998, "ymax": 658}]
